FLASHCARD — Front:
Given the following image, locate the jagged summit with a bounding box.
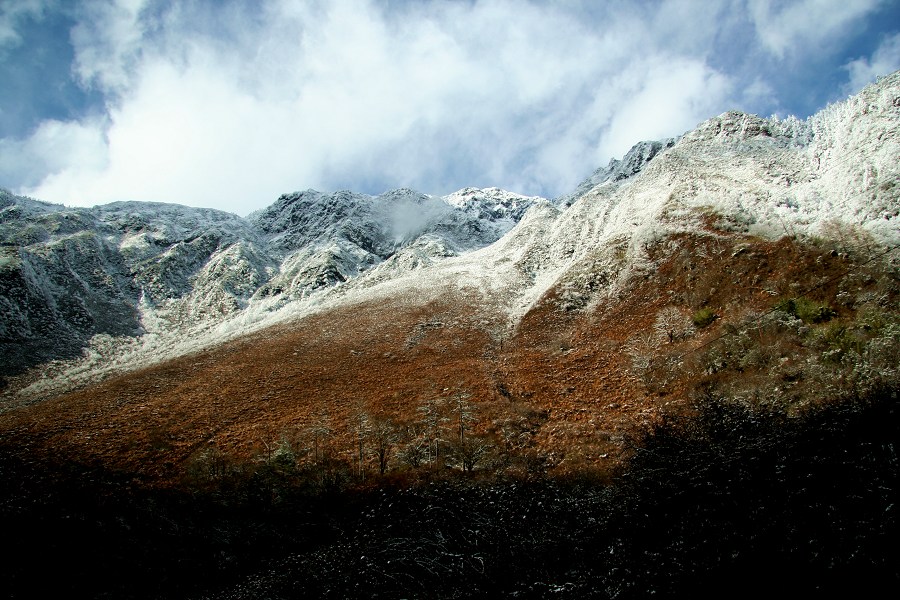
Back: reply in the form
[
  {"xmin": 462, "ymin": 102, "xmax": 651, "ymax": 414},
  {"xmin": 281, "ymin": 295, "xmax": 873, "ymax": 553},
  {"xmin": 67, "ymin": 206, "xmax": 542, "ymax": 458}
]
[{"xmin": 556, "ymin": 138, "xmax": 678, "ymax": 207}]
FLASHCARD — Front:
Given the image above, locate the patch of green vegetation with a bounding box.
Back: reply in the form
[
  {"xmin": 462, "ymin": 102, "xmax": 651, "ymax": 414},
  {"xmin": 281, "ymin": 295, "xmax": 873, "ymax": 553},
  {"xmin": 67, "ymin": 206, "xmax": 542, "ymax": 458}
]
[
  {"xmin": 813, "ymin": 321, "xmax": 864, "ymax": 362},
  {"xmin": 776, "ymin": 296, "xmax": 836, "ymax": 324},
  {"xmin": 691, "ymin": 307, "xmax": 718, "ymax": 328},
  {"xmin": 0, "ymin": 246, "xmax": 22, "ymax": 272},
  {"xmin": 858, "ymin": 307, "xmax": 899, "ymax": 333}
]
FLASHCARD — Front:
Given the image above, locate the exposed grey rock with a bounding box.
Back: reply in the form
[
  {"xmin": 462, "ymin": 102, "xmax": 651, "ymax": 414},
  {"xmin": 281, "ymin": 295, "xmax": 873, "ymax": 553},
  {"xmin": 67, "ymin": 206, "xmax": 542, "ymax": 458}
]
[
  {"xmin": 555, "ymin": 138, "xmax": 677, "ymax": 207},
  {"xmin": 0, "ymin": 185, "xmax": 540, "ymax": 377}
]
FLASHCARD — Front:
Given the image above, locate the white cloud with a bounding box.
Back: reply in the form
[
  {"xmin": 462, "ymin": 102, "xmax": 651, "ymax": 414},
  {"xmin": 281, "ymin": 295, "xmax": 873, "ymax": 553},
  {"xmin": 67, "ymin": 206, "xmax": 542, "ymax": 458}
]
[
  {"xmin": 69, "ymin": 0, "xmax": 149, "ymax": 92},
  {"xmin": 25, "ymin": 1, "xmax": 721, "ymax": 212},
  {"xmin": 596, "ymin": 58, "xmax": 733, "ymax": 162},
  {"xmin": 0, "ymin": 118, "xmax": 108, "ymax": 191},
  {"xmin": 3, "ymin": 0, "xmax": 771, "ymax": 213},
  {"xmin": 748, "ymin": 0, "xmax": 882, "ymax": 59},
  {"xmin": 741, "ymin": 78, "xmax": 778, "ymax": 110},
  {"xmin": 844, "ymin": 32, "xmax": 900, "ymax": 94}
]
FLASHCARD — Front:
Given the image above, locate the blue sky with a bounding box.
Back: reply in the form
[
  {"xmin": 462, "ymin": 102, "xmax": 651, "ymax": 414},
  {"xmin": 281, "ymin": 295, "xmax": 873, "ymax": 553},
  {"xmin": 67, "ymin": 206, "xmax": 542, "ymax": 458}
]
[{"xmin": 1, "ymin": 0, "xmax": 898, "ymax": 215}]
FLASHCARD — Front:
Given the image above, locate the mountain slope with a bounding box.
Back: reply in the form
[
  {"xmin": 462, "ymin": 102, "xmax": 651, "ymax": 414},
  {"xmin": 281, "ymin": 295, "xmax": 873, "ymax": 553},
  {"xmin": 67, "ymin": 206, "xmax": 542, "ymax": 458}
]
[
  {"xmin": 1, "ymin": 71, "xmax": 896, "ymax": 479},
  {"xmin": 335, "ymin": 71, "xmax": 898, "ymax": 333},
  {"xmin": 0, "ymin": 186, "xmax": 542, "ymax": 384},
  {"xmin": 1, "ymin": 73, "xmax": 898, "ymax": 600}
]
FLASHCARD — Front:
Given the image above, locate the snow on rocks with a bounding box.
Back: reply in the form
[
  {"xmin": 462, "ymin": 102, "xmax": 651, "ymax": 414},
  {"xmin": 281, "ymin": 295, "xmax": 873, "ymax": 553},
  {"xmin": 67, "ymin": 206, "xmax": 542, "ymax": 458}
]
[{"xmin": 2, "ymin": 71, "xmax": 898, "ymax": 399}]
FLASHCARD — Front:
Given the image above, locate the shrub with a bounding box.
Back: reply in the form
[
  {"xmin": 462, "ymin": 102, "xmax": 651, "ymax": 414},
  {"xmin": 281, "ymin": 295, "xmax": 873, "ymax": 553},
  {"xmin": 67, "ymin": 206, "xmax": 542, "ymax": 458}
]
[
  {"xmin": 776, "ymin": 297, "xmax": 836, "ymax": 324},
  {"xmin": 692, "ymin": 307, "xmax": 718, "ymax": 328},
  {"xmin": 813, "ymin": 321, "xmax": 863, "ymax": 362}
]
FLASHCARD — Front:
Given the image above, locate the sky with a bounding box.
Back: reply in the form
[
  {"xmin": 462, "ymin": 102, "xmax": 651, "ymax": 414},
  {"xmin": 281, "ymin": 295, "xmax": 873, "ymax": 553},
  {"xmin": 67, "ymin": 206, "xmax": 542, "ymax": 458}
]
[{"xmin": 0, "ymin": 0, "xmax": 898, "ymax": 216}]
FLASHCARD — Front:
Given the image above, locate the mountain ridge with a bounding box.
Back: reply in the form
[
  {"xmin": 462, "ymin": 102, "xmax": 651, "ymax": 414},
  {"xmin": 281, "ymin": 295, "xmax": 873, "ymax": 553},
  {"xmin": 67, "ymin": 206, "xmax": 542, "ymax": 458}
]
[
  {"xmin": 0, "ymin": 184, "xmax": 545, "ymax": 387},
  {"xmin": 1, "ymin": 71, "xmax": 898, "ymax": 402}
]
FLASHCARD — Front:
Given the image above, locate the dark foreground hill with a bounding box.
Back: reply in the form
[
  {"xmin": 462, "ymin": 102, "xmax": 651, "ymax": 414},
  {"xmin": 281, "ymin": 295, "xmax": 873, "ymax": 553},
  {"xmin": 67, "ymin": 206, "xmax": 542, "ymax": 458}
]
[{"xmin": 2, "ymin": 380, "xmax": 897, "ymax": 599}]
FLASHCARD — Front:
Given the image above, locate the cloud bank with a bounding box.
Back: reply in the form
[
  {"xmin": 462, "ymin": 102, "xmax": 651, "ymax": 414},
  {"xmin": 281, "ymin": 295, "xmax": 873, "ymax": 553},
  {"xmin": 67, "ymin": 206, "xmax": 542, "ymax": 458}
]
[{"xmin": 0, "ymin": 0, "xmax": 897, "ymax": 214}]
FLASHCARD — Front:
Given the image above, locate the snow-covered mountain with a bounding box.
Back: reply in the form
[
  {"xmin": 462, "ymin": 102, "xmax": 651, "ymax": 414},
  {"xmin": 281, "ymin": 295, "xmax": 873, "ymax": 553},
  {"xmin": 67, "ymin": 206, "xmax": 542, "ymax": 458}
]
[
  {"xmin": 554, "ymin": 138, "xmax": 677, "ymax": 207},
  {"xmin": 0, "ymin": 185, "xmax": 542, "ymax": 380},
  {"xmin": 1, "ymin": 71, "xmax": 898, "ymax": 397},
  {"xmin": 247, "ymin": 186, "xmax": 539, "ymax": 304}
]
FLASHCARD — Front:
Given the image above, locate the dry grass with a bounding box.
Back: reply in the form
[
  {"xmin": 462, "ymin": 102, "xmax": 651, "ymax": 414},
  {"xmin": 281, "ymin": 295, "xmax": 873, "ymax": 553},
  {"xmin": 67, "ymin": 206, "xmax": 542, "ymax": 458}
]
[{"xmin": 0, "ymin": 231, "xmax": 892, "ymax": 488}]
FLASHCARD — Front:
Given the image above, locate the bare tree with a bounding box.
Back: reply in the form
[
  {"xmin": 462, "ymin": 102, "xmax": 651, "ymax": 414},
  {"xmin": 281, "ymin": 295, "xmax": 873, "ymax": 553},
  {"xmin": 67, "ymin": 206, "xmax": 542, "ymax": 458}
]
[
  {"xmin": 399, "ymin": 434, "xmax": 428, "ymax": 469},
  {"xmin": 369, "ymin": 414, "xmax": 400, "ymax": 475},
  {"xmin": 454, "ymin": 435, "xmax": 492, "ymax": 473},
  {"xmin": 351, "ymin": 404, "xmax": 370, "ymax": 480},
  {"xmin": 307, "ymin": 405, "xmax": 333, "ymax": 465},
  {"xmin": 625, "ymin": 331, "xmax": 656, "ymax": 376},
  {"xmin": 190, "ymin": 442, "xmax": 230, "ymax": 482},
  {"xmin": 446, "ymin": 392, "xmax": 494, "ymax": 472},
  {"xmin": 417, "ymin": 396, "xmax": 448, "ymax": 468},
  {"xmin": 654, "ymin": 306, "xmax": 692, "ymax": 344},
  {"xmin": 449, "ymin": 392, "xmax": 476, "ymax": 445}
]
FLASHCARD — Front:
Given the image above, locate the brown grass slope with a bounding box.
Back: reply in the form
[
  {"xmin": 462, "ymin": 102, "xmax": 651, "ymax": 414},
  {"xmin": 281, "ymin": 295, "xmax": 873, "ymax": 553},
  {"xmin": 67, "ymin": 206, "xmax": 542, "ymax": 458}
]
[{"xmin": 2, "ymin": 225, "xmax": 895, "ymax": 488}]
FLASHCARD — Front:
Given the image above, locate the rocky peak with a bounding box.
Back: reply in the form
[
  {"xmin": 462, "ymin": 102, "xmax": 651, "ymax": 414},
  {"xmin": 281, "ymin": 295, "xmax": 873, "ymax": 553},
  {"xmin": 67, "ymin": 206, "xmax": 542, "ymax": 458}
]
[{"xmin": 556, "ymin": 138, "xmax": 677, "ymax": 207}]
